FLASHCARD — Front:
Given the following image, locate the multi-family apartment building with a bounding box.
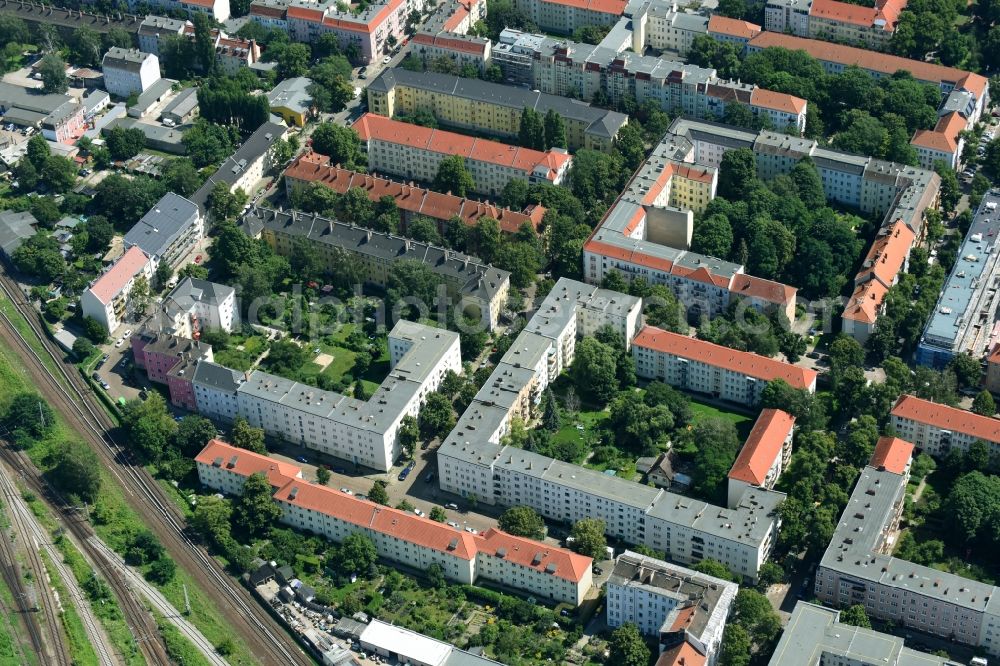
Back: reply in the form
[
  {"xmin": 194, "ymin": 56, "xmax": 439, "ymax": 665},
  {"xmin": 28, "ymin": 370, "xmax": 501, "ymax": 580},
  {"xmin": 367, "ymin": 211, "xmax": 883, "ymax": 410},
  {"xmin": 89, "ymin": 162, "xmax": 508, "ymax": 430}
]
[
  {"xmin": 410, "ymin": 0, "xmax": 491, "ymax": 71},
  {"xmin": 916, "ymin": 193, "xmax": 1000, "ymax": 367},
  {"xmin": 190, "ymin": 121, "xmax": 287, "ymax": 215},
  {"xmin": 153, "ymin": 277, "xmax": 240, "ymax": 339},
  {"xmin": 80, "ymin": 246, "xmax": 154, "ymax": 333},
  {"xmin": 195, "ymin": 439, "xmax": 594, "ymax": 605},
  {"xmin": 101, "ymin": 48, "xmax": 161, "ymax": 98},
  {"xmin": 911, "ymin": 111, "xmax": 967, "ymax": 171},
  {"xmin": 511, "ymin": 0, "xmax": 625, "ymax": 33},
  {"xmin": 842, "ymin": 219, "xmax": 915, "ymax": 344},
  {"xmin": 125, "ymin": 0, "xmax": 230, "ymax": 21},
  {"xmin": 815, "ymin": 435, "xmax": 1000, "ymax": 657},
  {"xmin": 727, "ymin": 408, "xmax": 795, "ymax": 509},
  {"xmin": 131, "ymin": 330, "xmax": 213, "ymax": 384},
  {"xmin": 607, "ymin": 551, "xmax": 737, "ymax": 663},
  {"xmin": 763, "ymin": 0, "xmax": 906, "ymax": 49},
  {"xmin": 366, "ymin": 68, "xmax": 628, "ymax": 152},
  {"xmin": 890, "ymin": 394, "xmax": 1000, "ymax": 459},
  {"xmin": 0, "ymin": 82, "xmax": 86, "ymax": 143},
  {"xmin": 243, "ymin": 206, "xmax": 510, "ymax": 331},
  {"xmin": 123, "ymin": 193, "xmax": 203, "ymax": 271},
  {"xmin": 493, "ymin": 28, "xmax": 808, "ymax": 134},
  {"xmin": 191, "ymin": 360, "xmax": 246, "ymax": 423},
  {"xmin": 706, "ymin": 14, "xmax": 761, "ymax": 46},
  {"xmin": 234, "ymin": 320, "xmax": 460, "ymax": 471},
  {"xmin": 352, "ymin": 113, "xmax": 572, "ymax": 197},
  {"xmin": 138, "ymin": 17, "xmax": 261, "ymax": 75},
  {"xmin": 437, "ymin": 280, "xmax": 783, "ymax": 582},
  {"xmin": 248, "ymin": 0, "xmax": 414, "ymax": 65},
  {"xmin": 769, "ymin": 601, "xmax": 963, "ymax": 666},
  {"xmin": 284, "ymin": 151, "xmax": 547, "ymax": 237},
  {"xmin": 632, "ymin": 326, "xmax": 818, "ymax": 406},
  {"xmin": 581, "ymin": 124, "xmax": 799, "ymax": 323},
  {"xmin": 987, "ymin": 346, "xmax": 1000, "ymax": 394}
]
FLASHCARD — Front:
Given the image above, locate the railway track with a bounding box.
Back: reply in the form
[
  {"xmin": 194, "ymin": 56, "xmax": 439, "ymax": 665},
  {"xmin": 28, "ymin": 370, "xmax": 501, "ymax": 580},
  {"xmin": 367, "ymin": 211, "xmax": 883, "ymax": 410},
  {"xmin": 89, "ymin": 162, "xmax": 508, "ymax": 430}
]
[
  {"xmin": 0, "ymin": 270, "xmax": 313, "ymax": 666},
  {"xmin": 0, "ymin": 461, "xmax": 74, "ymax": 666}
]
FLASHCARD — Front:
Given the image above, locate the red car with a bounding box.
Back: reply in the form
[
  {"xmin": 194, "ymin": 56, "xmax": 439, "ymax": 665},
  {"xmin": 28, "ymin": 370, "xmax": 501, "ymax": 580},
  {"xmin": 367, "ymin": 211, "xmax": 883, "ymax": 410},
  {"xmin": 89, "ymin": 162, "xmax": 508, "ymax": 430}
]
[{"xmin": 194, "ymin": 255, "xmax": 202, "ymax": 264}]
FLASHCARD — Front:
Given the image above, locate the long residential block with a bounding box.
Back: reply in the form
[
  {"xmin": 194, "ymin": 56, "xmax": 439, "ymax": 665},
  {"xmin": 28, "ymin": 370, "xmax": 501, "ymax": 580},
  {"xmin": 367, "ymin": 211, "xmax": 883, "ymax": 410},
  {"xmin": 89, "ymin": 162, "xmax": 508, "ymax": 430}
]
[
  {"xmin": 916, "ymin": 192, "xmax": 1000, "ymax": 367},
  {"xmin": 842, "ymin": 219, "xmax": 915, "ymax": 345},
  {"xmin": 890, "ymin": 394, "xmax": 1000, "ymax": 459},
  {"xmin": 727, "ymin": 408, "xmax": 795, "ymax": 509},
  {"xmin": 366, "ymin": 68, "xmax": 628, "ymax": 152},
  {"xmin": 510, "ymin": 0, "xmax": 625, "ymax": 33},
  {"xmin": 632, "ymin": 326, "xmax": 818, "ymax": 406},
  {"xmin": 815, "ymin": 435, "xmax": 1000, "ymax": 657},
  {"xmin": 351, "ymin": 112, "xmax": 572, "ymax": 197},
  {"xmin": 764, "ymin": 0, "xmax": 906, "ymax": 49},
  {"xmin": 437, "ymin": 279, "xmax": 783, "ymax": 583},
  {"xmin": 242, "ymin": 206, "xmax": 510, "ymax": 331},
  {"xmin": 123, "ymin": 193, "xmax": 203, "ymax": 271},
  {"xmin": 284, "ymin": 151, "xmax": 547, "ymax": 236},
  {"xmin": 195, "ymin": 439, "xmax": 594, "ymax": 605},
  {"xmin": 607, "ymin": 551, "xmax": 737, "ymax": 662}
]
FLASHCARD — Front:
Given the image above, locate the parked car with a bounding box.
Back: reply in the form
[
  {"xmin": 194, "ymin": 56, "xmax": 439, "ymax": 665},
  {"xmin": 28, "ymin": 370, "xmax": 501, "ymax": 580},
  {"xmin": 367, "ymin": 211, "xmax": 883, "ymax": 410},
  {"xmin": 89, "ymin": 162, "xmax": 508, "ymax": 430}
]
[
  {"xmin": 123, "ymin": 329, "xmax": 133, "ymax": 338},
  {"xmin": 91, "ymin": 372, "xmax": 101, "ymax": 381},
  {"xmin": 340, "ymin": 487, "xmax": 353, "ymax": 495},
  {"xmin": 445, "ymin": 503, "xmax": 459, "ymax": 510},
  {"xmin": 100, "ymin": 381, "xmax": 110, "ymax": 390}
]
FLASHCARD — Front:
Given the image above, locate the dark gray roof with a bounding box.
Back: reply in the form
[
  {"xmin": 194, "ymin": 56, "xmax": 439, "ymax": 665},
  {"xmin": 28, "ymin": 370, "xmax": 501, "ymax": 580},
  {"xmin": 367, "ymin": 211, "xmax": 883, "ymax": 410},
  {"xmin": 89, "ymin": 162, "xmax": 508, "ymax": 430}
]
[
  {"xmin": 190, "ymin": 121, "xmax": 286, "ymax": 211},
  {"xmin": 165, "ymin": 277, "xmax": 233, "ymax": 311},
  {"xmin": 102, "ymin": 47, "xmax": 156, "ymax": 73},
  {"xmin": 247, "ymin": 206, "xmax": 510, "ymax": 303},
  {"xmin": 370, "ymin": 68, "xmax": 627, "ymax": 140},
  {"xmin": 123, "ymin": 192, "xmax": 199, "ymax": 258},
  {"xmin": 128, "ymin": 77, "xmax": 175, "ymax": 115},
  {"xmin": 191, "ymin": 360, "xmax": 245, "ymax": 393},
  {"xmin": 138, "ymin": 15, "xmax": 186, "ymax": 36},
  {"xmin": 0, "ymin": 210, "xmax": 38, "ymax": 257}
]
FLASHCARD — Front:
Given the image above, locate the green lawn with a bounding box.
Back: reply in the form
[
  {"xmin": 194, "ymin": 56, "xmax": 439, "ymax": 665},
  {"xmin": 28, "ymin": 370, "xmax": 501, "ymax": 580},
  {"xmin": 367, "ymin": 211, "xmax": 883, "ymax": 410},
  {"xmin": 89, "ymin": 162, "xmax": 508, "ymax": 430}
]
[
  {"xmin": 688, "ymin": 398, "xmax": 756, "ymax": 440},
  {"xmin": 550, "ymin": 409, "xmax": 609, "ymax": 449}
]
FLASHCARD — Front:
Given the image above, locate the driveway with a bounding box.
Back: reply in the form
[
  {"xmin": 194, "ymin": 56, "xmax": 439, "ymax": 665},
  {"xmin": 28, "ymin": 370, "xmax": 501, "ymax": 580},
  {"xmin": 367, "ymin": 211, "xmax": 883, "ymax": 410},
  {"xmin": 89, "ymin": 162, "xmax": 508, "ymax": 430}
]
[{"xmin": 91, "ymin": 330, "xmax": 145, "ymax": 404}]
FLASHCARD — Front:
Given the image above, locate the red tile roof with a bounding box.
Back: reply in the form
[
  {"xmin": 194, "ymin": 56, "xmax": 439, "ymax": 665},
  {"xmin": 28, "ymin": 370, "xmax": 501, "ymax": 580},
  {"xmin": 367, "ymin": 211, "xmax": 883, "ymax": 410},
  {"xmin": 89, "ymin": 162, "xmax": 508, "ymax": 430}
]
[
  {"xmin": 87, "ymin": 246, "xmax": 150, "ymax": 305},
  {"xmin": 892, "ymin": 395, "xmax": 1000, "ymax": 444},
  {"xmin": 656, "ymin": 642, "xmax": 706, "ymax": 666},
  {"xmin": 634, "ymin": 326, "xmax": 818, "ymax": 389},
  {"xmin": 747, "ymin": 32, "xmax": 988, "ymax": 94},
  {"xmin": 869, "ymin": 436, "xmax": 914, "ymax": 474},
  {"xmin": 844, "ymin": 220, "xmax": 913, "ymax": 324},
  {"xmin": 195, "ymin": 440, "xmax": 302, "ymax": 487},
  {"xmin": 730, "ymin": 274, "xmax": 797, "ymax": 306},
  {"xmin": 810, "ymin": 0, "xmax": 887, "ymax": 29},
  {"xmin": 841, "ymin": 278, "xmax": 889, "ymax": 324},
  {"xmin": 284, "ymin": 152, "xmax": 544, "ymax": 233},
  {"xmin": 352, "ymin": 113, "xmax": 570, "ymax": 178},
  {"xmin": 707, "ymin": 14, "xmax": 762, "ymax": 40},
  {"xmin": 475, "ymin": 528, "xmax": 592, "ymax": 582},
  {"xmin": 728, "ymin": 409, "xmax": 795, "ymax": 485},
  {"xmin": 541, "ymin": 0, "xmax": 626, "ymax": 14},
  {"xmin": 749, "ymin": 88, "xmax": 807, "ymax": 115},
  {"xmin": 910, "ymin": 111, "xmax": 966, "ymax": 154},
  {"xmin": 411, "ymin": 32, "xmax": 487, "ymax": 56}
]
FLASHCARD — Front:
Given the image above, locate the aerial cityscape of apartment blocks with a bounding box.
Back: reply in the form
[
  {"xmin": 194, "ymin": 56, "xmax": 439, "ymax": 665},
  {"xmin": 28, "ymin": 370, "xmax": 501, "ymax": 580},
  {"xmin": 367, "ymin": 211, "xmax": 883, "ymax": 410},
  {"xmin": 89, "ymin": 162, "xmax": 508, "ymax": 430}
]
[
  {"xmin": 890, "ymin": 394, "xmax": 1000, "ymax": 459},
  {"xmin": 351, "ymin": 113, "xmax": 572, "ymax": 197},
  {"xmin": 815, "ymin": 436, "xmax": 1000, "ymax": 656},
  {"xmin": 607, "ymin": 551, "xmax": 737, "ymax": 662},
  {"xmin": 632, "ymin": 326, "xmax": 818, "ymax": 405},
  {"xmin": 195, "ymin": 440, "xmax": 594, "ymax": 605},
  {"xmin": 243, "ymin": 206, "xmax": 511, "ymax": 331},
  {"xmin": 284, "ymin": 151, "xmax": 547, "ymax": 237},
  {"xmin": 493, "ymin": 27, "xmax": 808, "ymax": 133},
  {"xmin": 916, "ymin": 193, "xmax": 1000, "ymax": 367},
  {"xmin": 366, "ymin": 68, "xmax": 629, "ymax": 152}
]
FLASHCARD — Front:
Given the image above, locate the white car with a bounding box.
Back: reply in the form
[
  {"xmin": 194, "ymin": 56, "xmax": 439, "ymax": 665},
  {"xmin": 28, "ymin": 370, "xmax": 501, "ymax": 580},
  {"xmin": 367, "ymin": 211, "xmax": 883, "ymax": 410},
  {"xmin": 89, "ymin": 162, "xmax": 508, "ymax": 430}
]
[
  {"xmin": 340, "ymin": 487, "xmax": 353, "ymax": 495},
  {"xmin": 382, "ymin": 55, "xmax": 392, "ymax": 65},
  {"xmin": 123, "ymin": 329, "xmax": 133, "ymax": 338},
  {"xmin": 114, "ymin": 337, "xmax": 125, "ymax": 347},
  {"xmin": 465, "ymin": 527, "xmax": 478, "ymax": 534},
  {"xmin": 413, "ymin": 508, "xmax": 425, "ymax": 517}
]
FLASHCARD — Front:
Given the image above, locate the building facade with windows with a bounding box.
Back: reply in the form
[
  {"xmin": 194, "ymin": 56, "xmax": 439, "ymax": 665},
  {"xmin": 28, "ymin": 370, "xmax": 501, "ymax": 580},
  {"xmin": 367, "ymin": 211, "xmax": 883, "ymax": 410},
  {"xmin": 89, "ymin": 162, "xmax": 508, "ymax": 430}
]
[
  {"xmin": 351, "ymin": 113, "xmax": 572, "ymax": 197},
  {"xmin": 890, "ymin": 394, "xmax": 1000, "ymax": 459},
  {"xmin": 726, "ymin": 408, "xmax": 795, "ymax": 509},
  {"xmin": 80, "ymin": 246, "xmax": 154, "ymax": 333},
  {"xmin": 101, "ymin": 48, "xmax": 161, "ymax": 98},
  {"xmin": 123, "ymin": 193, "xmax": 203, "ymax": 271},
  {"xmin": 156, "ymin": 277, "xmax": 240, "ymax": 339}
]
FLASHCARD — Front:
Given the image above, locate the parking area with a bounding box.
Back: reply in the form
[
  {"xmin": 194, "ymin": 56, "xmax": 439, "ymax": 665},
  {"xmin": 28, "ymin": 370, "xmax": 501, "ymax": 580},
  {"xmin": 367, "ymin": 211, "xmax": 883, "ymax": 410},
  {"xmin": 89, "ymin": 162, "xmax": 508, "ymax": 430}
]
[{"xmin": 90, "ymin": 330, "xmax": 146, "ymax": 405}]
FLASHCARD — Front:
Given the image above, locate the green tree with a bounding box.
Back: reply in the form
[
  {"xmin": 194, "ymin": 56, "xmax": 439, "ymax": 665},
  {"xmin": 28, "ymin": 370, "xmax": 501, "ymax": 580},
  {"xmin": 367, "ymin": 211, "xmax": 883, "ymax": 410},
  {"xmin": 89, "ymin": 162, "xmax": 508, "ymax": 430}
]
[
  {"xmin": 71, "ymin": 337, "xmax": 94, "ymax": 360},
  {"xmin": 104, "ymin": 126, "xmax": 146, "ymax": 160},
  {"xmin": 972, "ymin": 390, "xmax": 996, "ymax": 416},
  {"xmin": 146, "ymin": 556, "xmax": 177, "ymax": 584},
  {"xmin": 49, "ymin": 442, "xmax": 101, "ymax": 503},
  {"xmin": 174, "ymin": 416, "xmax": 218, "ymax": 456},
  {"xmin": 498, "ymin": 506, "xmax": 546, "ymax": 540},
  {"xmin": 38, "ymin": 54, "xmax": 67, "ymax": 93},
  {"xmin": 92, "ymin": 174, "xmax": 166, "ymax": 229},
  {"xmin": 311, "ymin": 123, "xmax": 361, "ymax": 167},
  {"xmin": 570, "ymin": 518, "xmax": 607, "ymax": 559},
  {"xmin": 543, "ymin": 108, "xmax": 567, "ymax": 149},
  {"xmin": 690, "ymin": 418, "xmax": 739, "ymax": 502},
  {"xmin": 691, "ymin": 213, "xmax": 733, "ymax": 258},
  {"xmin": 831, "ymin": 110, "xmax": 888, "ymax": 157},
  {"xmin": 190, "ymin": 494, "xmax": 232, "ymax": 546},
  {"xmin": 335, "ymin": 532, "xmax": 377, "ymax": 574},
  {"xmin": 473, "ymin": 216, "xmax": 502, "ymax": 263},
  {"xmin": 429, "ymin": 506, "xmax": 447, "ymax": 522},
  {"xmin": 607, "ymin": 623, "xmax": 649, "ymax": 666},
  {"xmin": 84, "ymin": 215, "xmax": 114, "ymax": 252},
  {"xmin": 368, "ymin": 480, "xmax": 389, "ymax": 506},
  {"xmin": 541, "ymin": 387, "xmax": 561, "ymax": 431},
  {"xmin": 418, "ymin": 392, "xmax": 455, "ymax": 440},
  {"xmin": 231, "ymin": 416, "xmax": 266, "ymax": 454},
  {"xmin": 433, "ymin": 155, "xmax": 475, "ymax": 197},
  {"xmin": 208, "ymin": 182, "xmax": 248, "ymax": 222},
  {"xmin": 692, "ymin": 559, "xmax": 738, "ymax": 582},
  {"xmin": 733, "ymin": 589, "xmax": 782, "ymax": 646},
  {"xmin": 316, "ymin": 467, "xmax": 331, "ymax": 485},
  {"xmin": 718, "ymin": 148, "xmax": 758, "ymax": 200},
  {"xmin": 83, "ymin": 316, "xmax": 107, "ymax": 343},
  {"xmin": 12, "ymin": 235, "xmax": 65, "ymax": 283},
  {"xmin": 398, "ymin": 415, "xmax": 419, "ymax": 457},
  {"xmin": 162, "ymin": 158, "xmax": 203, "ymax": 197},
  {"xmin": 839, "ymin": 605, "xmax": 872, "ymax": 629},
  {"xmin": 718, "ymin": 624, "xmax": 752, "ymax": 666},
  {"xmin": 121, "ymin": 393, "xmax": 177, "ymax": 462},
  {"xmin": 233, "ymin": 472, "xmax": 282, "ymax": 538},
  {"xmin": 571, "ymin": 337, "xmax": 618, "ymax": 403},
  {"xmin": 949, "ymin": 352, "xmax": 982, "ymax": 390},
  {"xmin": 518, "ymin": 107, "xmax": 545, "ymax": 150}
]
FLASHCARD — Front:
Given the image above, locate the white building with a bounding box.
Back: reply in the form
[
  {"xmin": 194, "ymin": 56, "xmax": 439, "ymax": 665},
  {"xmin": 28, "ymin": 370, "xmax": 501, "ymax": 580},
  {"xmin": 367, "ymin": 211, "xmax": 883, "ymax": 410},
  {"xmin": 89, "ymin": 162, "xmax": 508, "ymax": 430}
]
[
  {"xmin": 123, "ymin": 193, "xmax": 203, "ymax": 271},
  {"xmin": 890, "ymin": 394, "xmax": 1000, "ymax": 459},
  {"xmin": 101, "ymin": 48, "xmax": 161, "ymax": 99},
  {"xmin": 352, "ymin": 112, "xmax": 572, "ymax": 197},
  {"xmin": 191, "ymin": 121, "xmax": 287, "ymax": 215},
  {"xmin": 191, "ymin": 361, "xmax": 246, "ymax": 424},
  {"xmin": 726, "ymin": 408, "xmax": 795, "ymax": 509},
  {"xmin": 126, "ymin": 0, "xmax": 231, "ymax": 22},
  {"xmin": 195, "ymin": 439, "xmax": 594, "ymax": 605},
  {"xmin": 80, "ymin": 246, "xmax": 154, "ymax": 333},
  {"xmin": 607, "ymin": 551, "xmax": 737, "ymax": 663},
  {"xmin": 437, "ymin": 280, "xmax": 783, "ymax": 582},
  {"xmin": 158, "ymin": 278, "xmax": 239, "ymax": 338},
  {"xmin": 236, "ymin": 321, "xmax": 461, "ymax": 471},
  {"xmin": 632, "ymin": 326, "xmax": 818, "ymax": 407},
  {"xmin": 359, "ymin": 620, "xmax": 503, "ymax": 666}
]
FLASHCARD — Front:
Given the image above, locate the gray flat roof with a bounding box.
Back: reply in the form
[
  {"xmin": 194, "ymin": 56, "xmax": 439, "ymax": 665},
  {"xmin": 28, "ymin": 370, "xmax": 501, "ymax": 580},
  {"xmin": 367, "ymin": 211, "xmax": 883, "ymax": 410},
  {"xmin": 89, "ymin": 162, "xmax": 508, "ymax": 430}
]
[
  {"xmin": 191, "ymin": 360, "xmax": 245, "ymax": 393},
  {"xmin": 267, "ymin": 76, "xmax": 313, "ymax": 115},
  {"xmin": 123, "ymin": 192, "xmax": 199, "ymax": 258},
  {"xmin": 129, "ymin": 77, "xmax": 176, "ymax": 114},
  {"xmin": 160, "ymin": 86, "xmax": 198, "ymax": 119},
  {"xmin": 104, "ymin": 116, "xmax": 186, "ymax": 145},
  {"xmin": 190, "ymin": 121, "xmax": 286, "ymax": 211}
]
